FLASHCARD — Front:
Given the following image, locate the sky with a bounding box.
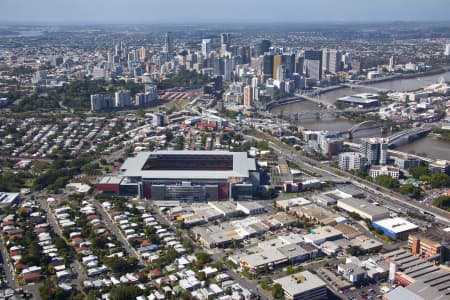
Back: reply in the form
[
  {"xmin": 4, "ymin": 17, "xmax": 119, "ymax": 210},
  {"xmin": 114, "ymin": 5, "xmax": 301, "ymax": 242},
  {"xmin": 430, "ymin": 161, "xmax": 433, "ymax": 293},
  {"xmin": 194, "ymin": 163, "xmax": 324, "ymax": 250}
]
[{"xmin": 1, "ymin": 0, "xmax": 450, "ymax": 24}]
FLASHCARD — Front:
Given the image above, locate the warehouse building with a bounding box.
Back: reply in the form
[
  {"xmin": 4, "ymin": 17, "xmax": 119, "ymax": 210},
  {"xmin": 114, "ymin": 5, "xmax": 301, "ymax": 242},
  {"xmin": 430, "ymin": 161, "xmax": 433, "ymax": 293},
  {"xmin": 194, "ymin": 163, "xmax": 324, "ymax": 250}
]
[
  {"xmin": 274, "ymin": 271, "xmax": 328, "ymax": 300},
  {"xmin": 383, "ymin": 249, "xmax": 450, "ymax": 299},
  {"xmin": 337, "ymin": 197, "xmax": 390, "ymax": 221},
  {"xmin": 372, "ymin": 217, "xmax": 418, "ymax": 240}
]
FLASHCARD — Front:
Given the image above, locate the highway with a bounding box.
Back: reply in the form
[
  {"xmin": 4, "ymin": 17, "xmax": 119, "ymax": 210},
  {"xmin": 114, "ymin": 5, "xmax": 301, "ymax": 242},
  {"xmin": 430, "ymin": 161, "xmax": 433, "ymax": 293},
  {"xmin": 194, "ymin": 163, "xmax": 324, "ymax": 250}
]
[{"xmin": 246, "ymin": 130, "xmax": 450, "ymax": 226}]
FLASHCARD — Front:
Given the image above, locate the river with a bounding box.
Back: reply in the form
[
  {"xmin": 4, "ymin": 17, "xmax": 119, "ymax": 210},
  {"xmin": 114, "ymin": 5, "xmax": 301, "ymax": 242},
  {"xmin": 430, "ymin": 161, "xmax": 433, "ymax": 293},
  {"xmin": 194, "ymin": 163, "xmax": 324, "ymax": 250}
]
[
  {"xmin": 308, "ymin": 71, "xmax": 450, "ymax": 105},
  {"xmin": 270, "ymin": 71, "xmax": 450, "ymax": 160},
  {"xmin": 396, "ymin": 136, "xmax": 450, "ymax": 161}
]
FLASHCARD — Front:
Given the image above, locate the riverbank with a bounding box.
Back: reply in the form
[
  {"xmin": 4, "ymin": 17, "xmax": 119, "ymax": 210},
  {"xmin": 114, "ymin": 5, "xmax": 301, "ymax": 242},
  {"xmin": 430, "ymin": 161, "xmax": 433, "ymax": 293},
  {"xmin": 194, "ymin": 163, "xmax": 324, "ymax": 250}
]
[{"xmin": 431, "ymin": 129, "xmax": 450, "ymax": 142}]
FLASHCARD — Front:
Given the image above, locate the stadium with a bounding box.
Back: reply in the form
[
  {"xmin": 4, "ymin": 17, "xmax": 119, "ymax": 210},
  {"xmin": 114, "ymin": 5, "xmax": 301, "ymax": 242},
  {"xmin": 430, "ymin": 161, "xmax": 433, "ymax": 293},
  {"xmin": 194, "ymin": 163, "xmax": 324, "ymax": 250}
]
[{"xmin": 97, "ymin": 150, "xmax": 259, "ymax": 201}]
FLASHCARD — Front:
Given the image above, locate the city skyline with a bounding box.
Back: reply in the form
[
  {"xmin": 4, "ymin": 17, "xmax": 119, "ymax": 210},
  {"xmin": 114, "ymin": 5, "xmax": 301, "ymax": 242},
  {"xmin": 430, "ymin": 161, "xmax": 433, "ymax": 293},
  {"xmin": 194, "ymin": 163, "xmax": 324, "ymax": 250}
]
[{"xmin": 1, "ymin": 0, "xmax": 450, "ymax": 24}]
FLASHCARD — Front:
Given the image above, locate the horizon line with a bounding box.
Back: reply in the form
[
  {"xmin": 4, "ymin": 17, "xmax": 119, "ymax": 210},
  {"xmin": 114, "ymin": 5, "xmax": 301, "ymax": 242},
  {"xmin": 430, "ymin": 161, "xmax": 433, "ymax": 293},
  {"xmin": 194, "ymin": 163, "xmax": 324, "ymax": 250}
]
[{"xmin": 2, "ymin": 20, "xmax": 450, "ymax": 27}]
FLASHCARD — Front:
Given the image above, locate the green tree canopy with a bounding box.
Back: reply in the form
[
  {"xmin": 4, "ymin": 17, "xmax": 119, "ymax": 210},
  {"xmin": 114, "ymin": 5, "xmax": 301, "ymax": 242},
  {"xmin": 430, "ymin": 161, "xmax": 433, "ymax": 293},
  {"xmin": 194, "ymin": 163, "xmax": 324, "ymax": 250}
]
[
  {"xmin": 375, "ymin": 175, "xmax": 399, "ymax": 189},
  {"xmin": 410, "ymin": 166, "xmax": 428, "ymax": 179},
  {"xmin": 272, "ymin": 283, "xmax": 284, "ymax": 299}
]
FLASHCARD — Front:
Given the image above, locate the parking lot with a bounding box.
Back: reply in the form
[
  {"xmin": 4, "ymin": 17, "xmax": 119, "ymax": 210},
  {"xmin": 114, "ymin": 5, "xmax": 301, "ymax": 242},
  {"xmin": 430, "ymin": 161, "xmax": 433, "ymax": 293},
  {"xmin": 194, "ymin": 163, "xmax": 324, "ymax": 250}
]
[{"xmin": 317, "ymin": 267, "xmax": 385, "ymax": 300}]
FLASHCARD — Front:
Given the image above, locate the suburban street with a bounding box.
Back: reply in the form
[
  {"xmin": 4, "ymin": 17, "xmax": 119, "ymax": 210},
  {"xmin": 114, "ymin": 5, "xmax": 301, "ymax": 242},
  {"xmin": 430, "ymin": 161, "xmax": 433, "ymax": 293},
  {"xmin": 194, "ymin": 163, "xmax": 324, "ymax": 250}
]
[
  {"xmin": 92, "ymin": 200, "xmax": 146, "ymax": 266},
  {"xmin": 38, "ymin": 195, "xmax": 88, "ymax": 295}
]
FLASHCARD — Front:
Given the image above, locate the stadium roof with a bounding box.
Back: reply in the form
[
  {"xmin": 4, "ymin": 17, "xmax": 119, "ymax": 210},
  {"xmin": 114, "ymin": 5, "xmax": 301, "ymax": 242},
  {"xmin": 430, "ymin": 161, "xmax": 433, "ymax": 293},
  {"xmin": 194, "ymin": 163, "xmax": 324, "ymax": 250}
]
[{"xmin": 119, "ymin": 150, "xmax": 256, "ymax": 180}]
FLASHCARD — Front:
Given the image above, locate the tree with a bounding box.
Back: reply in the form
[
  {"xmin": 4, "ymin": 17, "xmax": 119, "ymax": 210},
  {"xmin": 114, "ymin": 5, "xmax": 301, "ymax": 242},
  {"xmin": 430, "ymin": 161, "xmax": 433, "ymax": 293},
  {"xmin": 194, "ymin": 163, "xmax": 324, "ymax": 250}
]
[
  {"xmin": 182, "ymin": 237, "xmax": 193, "ymax": 253},
  {"xmin": 375, "ymin": 175, "xmax": 399, "ymax": 189},
  {"xmin": 87, "ymin": 290, "xmax": 101, "ymax": 300},
  {"xmin": 286, "ymin": 265, "xmax": 295, "ymax": 275},
  {"xmin": 429, "ymin": 173, "xmax": 450, "ymax": 188},
  {"xmin": 104, "ymin": 257, "xmax": 138, "ymax": 275},
  {"xmin": 272, "ymin": 283, "xmax": 284, "ymax": 299},
  {"xmin": 411, "ymin": 166, "xmax": 428, "ymax": 179},
  {"xmin": 109, "ymin": 285, "xmax": 141, "ymax": 300},
  {"xmin": 433, "ymin": 195, "xmax": 450, "ymax": 211},
  {"xmin": 39, "ymin": 285, "xmax": 51, "ymax": 300},
  {"xmin": 195, "ymin": 252, "xmax": 211, "ymax": 265},
  {"xmin": 398, "ymin": 184, "xmax": 422, "ymax": 199},
  {"xmin": 54, "ymin": 287, "xmax": 68, "ymax": 300}
]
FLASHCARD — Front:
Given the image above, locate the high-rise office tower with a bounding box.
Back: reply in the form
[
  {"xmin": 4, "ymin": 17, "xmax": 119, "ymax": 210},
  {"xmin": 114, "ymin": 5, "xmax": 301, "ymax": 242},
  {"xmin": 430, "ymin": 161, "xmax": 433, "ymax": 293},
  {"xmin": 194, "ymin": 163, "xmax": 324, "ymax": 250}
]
[
  {"xmin": 213, "ymin": 57, "xmax": 224, "ymax": 77},
  {"xmin": 135, "ymin": 93, "xmax": 146, "ymax": 106},
  {"xmin": 329, "ymin": 49, "xmax": 341, "ymax": 74},
  {"xmin": 282, "ymin": 53, "xmax": 295, "ymax": 78},
  {"xmin": 445, "ymin": 44, "xmax": 450, "ymax": 56},
  {"xmin": 259, "ymin": 39, "xmax": 271, "ymax": 55},
  {"xmin": 276, "ymin": 65, "xmax": 287, "ymax": 82},
  {"xmin": 262, "ymin": 53, "xmax": 274, "ymax": 80},
  {"xmin": 201, "ymin": 39, "xmax": 211, "ymax": 58},
  {"xmin": 115, "ymin": 90, "xmax": 131, "ymax": 108},
  {"xmin": 144, "ymin": 85, "xmax": 157, "ymax": 103},
  {"xmin": 389, "ymin": 55, "xmax": 396, "ymax": 72},
  {"xmin": 322, "ymin": 48, "xmax": 330, "ymax": 72},
  {"xmin": 251, "ymin": 76, "xmax": 259, "ymax": 88},
  {"xmin": 304, "ymin": 60, "xmax": 321, "ymax": 81},
  {"xmin": 273, "ymin": 54, "xmax": 282, "ymax": 80},
  {"xmin": 223, "ymin": 57, "xmax": 233, "ymax": 82},
  {"xmin": 304, "ymin": 50, "xmax": 323, "ymax": 81},
  {"xmin": 243, "ymin": 85, "xmax": 253, "ymax": 108},
  {"xmin": 107, "ymin": 50, "xmax": 114, "ymax": 68},
  {"xmin": 91, "ymin": 94, "xmax": 105, "ymax": 112},
  {"xmin": 295, "ymin": 55, "xmax": 304, "ymax": 75},
  {"xmin": 322, "ymin": 48, "xmax": 341, "ymax": 74},
  {"xmin": 221, "ymin": 33, "xmax": 231, "ymax": 52},
  {"xmin": 139, "ymin": 46, "xmax": 147, "ymax": 61},
  {"xmin": 240, "ymin": 46, "xmax": 251, "ymax": 64},
  {"xmin": 164, "ymin": 32, "xmax": 173, "ymax": 59},
  {"xmin": 360, "ymin": 138, "xmax": 388, "ymax": 165}
]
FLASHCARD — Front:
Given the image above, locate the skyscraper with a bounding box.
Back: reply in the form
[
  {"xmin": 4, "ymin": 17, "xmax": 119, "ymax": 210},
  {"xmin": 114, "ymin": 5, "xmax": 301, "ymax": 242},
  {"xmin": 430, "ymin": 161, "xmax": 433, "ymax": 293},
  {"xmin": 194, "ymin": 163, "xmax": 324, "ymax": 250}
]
[
  {"xmin": 213, "ymin": 57, "xmax": 224, "ymax": 77},
  {"xmin": 276, "ymin": 65, "xmax": 287, "ymax": 82},
  {"xmin": 295, "ymin": 55, "xmax": 304, "ymax": 75},
  {"xmin": 262, "ymin": 53, "xmax": 274, "ymax": 80},
  {"xmin": 223, "ymin": 57, "xmax": 233, "ymax": 82},
  {"xmin": 251, "ymin": 76, "xmax": 259, "ymax": 88},
  {"xmin": 389, "ymin": 55, "xmax": 396, "ymax": 72},
  {"xmin": 107, "ymin": 50, "xmax": 114, "ymax": 68},
  {"xmin": 322, "ymin": 48, "xmax": 341, "ymax": 74},
  {"xmin": 221, "ymin": 33, "xmax": 231, "ymax": 52},
  {"xmin": 164, "ymin": 32, "xmax": 173, "ymax": 59},
  {"xmin": 243, "ymin": 85, "xmax": 253, "ymax": 108},
  {"xmin": 329, "ymin": 50, "xmax": 342, "ymax": 74},
  {"xmin": 445, "ymin": 44, "xmax": 450, "ymax": 56},
  {"xmin": 139, "ymin": 46, "xmax": 147, "ymax": 61},
  {"xmin": 91, "ymin": 94, "xmax": 105, "ymax": 112},
  {"xmin": 304, "ymin": 50, "xmax": 323, "ymax": 81},
  {"xmin": 259, "ymin": 39, "xmax": 271, "ymax": 55},
  {"xmin": 115, "ymin": 90, "xmax": 131, "ymax": 108},
  {"xmin": 360, "ymin": 138, "xmax": 388, "ymax": 165},
  {"xmin": 273, "ymin": 54, "xmax": 282, "ymax": 80},
  {"xmin": 201, "ymin": 39, "xmax": 212, "ymax": 58},
  {"xmin": 282, "ymin": 53, "xmax": 295, "ymax": 78}
]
